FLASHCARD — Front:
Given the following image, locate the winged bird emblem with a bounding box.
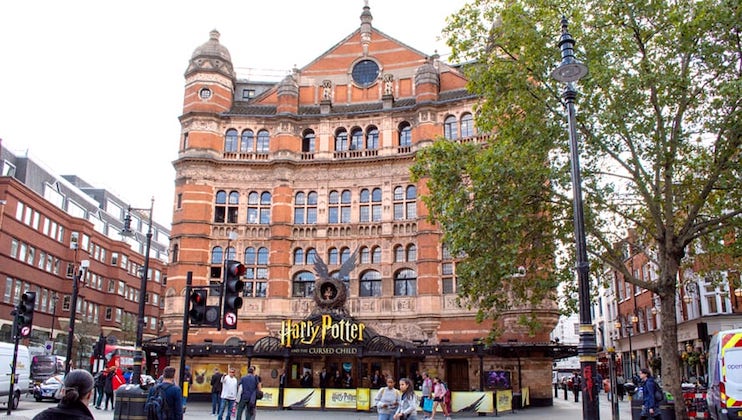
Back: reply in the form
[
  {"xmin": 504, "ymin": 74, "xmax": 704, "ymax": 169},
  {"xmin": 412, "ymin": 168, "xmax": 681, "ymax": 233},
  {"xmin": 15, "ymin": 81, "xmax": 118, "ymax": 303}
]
[{"xmin": 312, "ymin": 248, "xmax": 358, "ymax": 315}]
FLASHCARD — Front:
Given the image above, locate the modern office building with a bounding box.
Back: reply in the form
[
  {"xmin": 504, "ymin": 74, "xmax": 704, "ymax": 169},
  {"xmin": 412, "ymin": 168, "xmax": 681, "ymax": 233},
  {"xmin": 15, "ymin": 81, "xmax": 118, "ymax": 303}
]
[
  {"xmin": 165, "ymin": 5, "xmax": 568, "ymax": 406},
  {"xmin": 0, "ymin": 144, "xmax": 169, "ymax": 369}
]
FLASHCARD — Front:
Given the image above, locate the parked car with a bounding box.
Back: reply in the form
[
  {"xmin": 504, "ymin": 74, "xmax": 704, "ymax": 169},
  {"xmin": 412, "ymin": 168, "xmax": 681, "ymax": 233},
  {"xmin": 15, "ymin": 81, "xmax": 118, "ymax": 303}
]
[{"xmin": 33, "ymin": 374, "xmax": 64, "ymax": 402}]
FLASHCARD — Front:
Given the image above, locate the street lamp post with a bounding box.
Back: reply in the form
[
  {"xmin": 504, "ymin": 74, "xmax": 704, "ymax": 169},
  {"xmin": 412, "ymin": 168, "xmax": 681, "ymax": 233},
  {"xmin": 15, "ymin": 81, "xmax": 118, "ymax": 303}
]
[
  {"xmin": 120, "ymin": 198, "xmax": 154, "ymax": 387},
  {"xmin": 49, "ymin": 292, "xmax": 58, "ymax": 352},
  {"xmin": 551, "ymin": 17, "xmax": 598, "ymax": 419},
  {"xmin": 65, "ymin": 258, "xmax": 89, "ymax": 373}
]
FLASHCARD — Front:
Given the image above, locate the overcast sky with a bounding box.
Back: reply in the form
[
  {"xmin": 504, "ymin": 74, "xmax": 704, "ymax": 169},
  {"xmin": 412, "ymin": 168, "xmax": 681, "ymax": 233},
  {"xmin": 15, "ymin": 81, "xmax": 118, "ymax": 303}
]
[{"xmin": 0, "ymin": 1, "xmax": 468, "ymax": 225}]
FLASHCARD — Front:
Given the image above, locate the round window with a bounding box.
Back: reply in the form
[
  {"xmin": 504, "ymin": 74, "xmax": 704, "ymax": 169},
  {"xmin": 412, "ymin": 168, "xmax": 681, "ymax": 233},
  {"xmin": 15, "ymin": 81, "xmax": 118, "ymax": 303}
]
[
  {"xmin": 199, "ymin": 88, "xmax": 212, "ymax": 100},
  {"xmin": 351, "ymin": 60, "xmax": 380, "ymax": 87}
]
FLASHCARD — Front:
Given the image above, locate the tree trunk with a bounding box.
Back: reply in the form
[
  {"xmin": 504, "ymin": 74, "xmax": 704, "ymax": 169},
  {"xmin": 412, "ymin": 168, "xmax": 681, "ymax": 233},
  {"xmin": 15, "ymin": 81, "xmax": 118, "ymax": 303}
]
[{"xmin": 659, "ymin": 256, "xmax": 690, "ymax": 420}]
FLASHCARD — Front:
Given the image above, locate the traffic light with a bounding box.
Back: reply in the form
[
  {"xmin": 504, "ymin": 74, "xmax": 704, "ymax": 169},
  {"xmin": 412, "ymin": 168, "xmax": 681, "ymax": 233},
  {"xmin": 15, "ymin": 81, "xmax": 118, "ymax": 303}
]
[
  {"xmin": 17, "ymin": 291, "xmax": 36, "ymax": 337},
  {"xmin": 188, "ymin": 289, "xmax": 207, "ymax": 325},
  {"xmin": 223, "ymin": 260, "xmax": 245, "ymax": 330}
]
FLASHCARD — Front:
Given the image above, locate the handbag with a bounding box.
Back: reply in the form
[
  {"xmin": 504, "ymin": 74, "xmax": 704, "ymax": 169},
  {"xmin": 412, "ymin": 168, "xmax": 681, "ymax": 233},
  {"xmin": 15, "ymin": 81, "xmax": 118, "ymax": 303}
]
[
  {"xmin": 256, "ymin": 390, "xmax": 264, "ymax": 400},
  {"xmin": 423, "ymin": 396, "xmax": 434, "ymax": 412}
]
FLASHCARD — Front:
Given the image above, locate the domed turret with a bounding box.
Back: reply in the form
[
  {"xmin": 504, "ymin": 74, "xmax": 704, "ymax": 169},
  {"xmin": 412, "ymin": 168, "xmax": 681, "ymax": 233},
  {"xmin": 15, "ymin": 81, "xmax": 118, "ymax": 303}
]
[
  {"xmin": 185, "ymin": 29, "xmax": 234, "ymax": 79},
  {"xmin": 414, "ymin": 57, "xmax": 440, "ymax": 102}
]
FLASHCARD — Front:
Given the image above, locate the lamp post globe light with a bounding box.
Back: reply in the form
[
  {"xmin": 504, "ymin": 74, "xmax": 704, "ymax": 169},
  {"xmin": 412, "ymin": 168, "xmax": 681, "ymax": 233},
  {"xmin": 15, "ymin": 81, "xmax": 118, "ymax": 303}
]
[
  {"xmin": 115, "ymin": 198, "xmax": 154, "ymax": 417},
  {"xmin": 551, "ymin": 17, "xmax": 598, "ymax": 419}
]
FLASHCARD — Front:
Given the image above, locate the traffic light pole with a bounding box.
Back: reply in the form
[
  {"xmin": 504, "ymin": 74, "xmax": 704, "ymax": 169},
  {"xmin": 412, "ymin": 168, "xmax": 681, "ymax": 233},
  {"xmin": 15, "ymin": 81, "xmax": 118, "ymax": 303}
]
[
  {"xmin": 179, "ymin": 272, "xmax": 191, "ymax": 392},
  {"xmin": 7, "ymin": 310, "xmax": 19, "ymax": 415}
]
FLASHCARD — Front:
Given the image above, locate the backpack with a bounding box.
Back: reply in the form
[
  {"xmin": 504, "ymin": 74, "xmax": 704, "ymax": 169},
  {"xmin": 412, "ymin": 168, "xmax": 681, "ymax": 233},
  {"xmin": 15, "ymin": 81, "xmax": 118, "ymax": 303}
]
[
  {"xmin": 653, "ymin": 382, "xmax": 665, "ymax": 403},
  {"xmin": 145, "ymin": 382, "xmax": 172, "ymax": 420}
]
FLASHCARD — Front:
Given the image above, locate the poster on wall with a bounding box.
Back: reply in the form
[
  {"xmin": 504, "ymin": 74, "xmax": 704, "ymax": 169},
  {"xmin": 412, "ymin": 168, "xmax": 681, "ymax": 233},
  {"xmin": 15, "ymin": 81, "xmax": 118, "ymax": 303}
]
[
  {"xmin": 485, "ymin": 370, "xmax": 512, "ymax": 389},
  {"xmin": 324, "ymin": 388, "xmax": 357, "ymax": 409},
  {"xmin": 256, "ymin": 387, "xmax": 279, "ymax": 408},
  {"xmin": 186, "ymin": 363, "xmax": 260, "ymax": 394},
  {"xmin": 495, "ymin": 389, "xmax": 513, "ymax": 414},
  {"xmin": 284, "ymin": 388, "xmax": 322, "ymax": 408},
  {"xmin": 450, "ymin": 391, "xmax": 494, "ymax": 414}
]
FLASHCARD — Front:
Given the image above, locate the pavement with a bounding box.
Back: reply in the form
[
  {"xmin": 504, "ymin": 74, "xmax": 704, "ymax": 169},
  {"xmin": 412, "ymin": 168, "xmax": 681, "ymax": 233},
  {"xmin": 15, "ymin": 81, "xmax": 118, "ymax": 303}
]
[{"xmin": 2, "ymin": 392, "xmax": 636, "ymax": 419}]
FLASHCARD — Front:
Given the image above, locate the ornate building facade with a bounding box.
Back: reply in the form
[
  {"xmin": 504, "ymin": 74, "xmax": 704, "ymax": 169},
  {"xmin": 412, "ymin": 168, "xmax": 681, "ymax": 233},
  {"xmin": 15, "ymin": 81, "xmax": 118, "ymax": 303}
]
[{"xmin": 165, "ymin": 4, "xmax": 565, "ymax": 406}]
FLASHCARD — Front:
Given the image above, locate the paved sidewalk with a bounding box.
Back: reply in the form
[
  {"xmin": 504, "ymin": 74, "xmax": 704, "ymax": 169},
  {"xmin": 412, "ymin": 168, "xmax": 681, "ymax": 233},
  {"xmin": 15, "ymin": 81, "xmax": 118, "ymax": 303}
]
[{"xmin": 3, "ymin": 393, "xmax": 635, "ymax": 419}]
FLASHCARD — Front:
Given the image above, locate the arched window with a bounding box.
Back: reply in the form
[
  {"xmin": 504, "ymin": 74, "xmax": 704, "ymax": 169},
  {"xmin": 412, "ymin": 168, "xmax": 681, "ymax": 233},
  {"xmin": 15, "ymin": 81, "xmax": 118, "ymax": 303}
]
[
  {"xmin": 340, "ymin": 248, "xmax": 351, "ymax": 264},
  {"xmin": 328, "ymin": 248, "xmax": 339, "ymax": 265},
  {"xmin": 211, "ymin": 247, "xmax": 223, "ymax": 264},
  {"xmin": 302, "ymin": 130, "xmax": 315, "ymax": 153},
  {"xmin": 360, "ymin": 270, "xmax": 382, "ymax": 297},
  {"xmin": 171, "ymin": 244, "xmax": 179, "ymax": 263},
  {"xmin": 306, "ymin": 248, "xmax": 317, "ymax": 265},
  {"xmin": 335, "ymin": 128, "xmax": 348, "ymax": 151},
  {"xmin": 225, "ymin": 129, "xmax": 238, "ymax": 152},
  {"xmin": 406, "ymin": 244, "xmax": 417, "ymax": 262},
  {"xmin": 256, "ymin": 130, "xmax": 270, "ymax": 153},
  {"xmin": 226, "ymin": 191, "xmax": 239, "ymax": 223},
  {"xmin": 360, "ymin": 188, "xmax": 381, "ymax": 223},
  {"xmin": 328, "ymin": 190, "xmax": 351, "ymax": 224},
  {"xmin": 247, "ymin": 191, "xmax": 271, "ymax": 224},
  {"xmin": 243, "ymin": 246, "xmax": 268, "ymax": 297},
  {"xmin": 350, "ymin": 127, "xmax": 364, "ymax": 150},
  {"xmin": 442, "ymin": 243, "xmax": 458, "ymax": 294},
  {"xmin": 394, "ymin": 245, "xmax": 405, "ymax": 262},
  {"xmin": 366, "ymin": 126, "xmax": 379, "ymax": 150},
  {"xmin": 371, "ymin": 246, "xmax": 382, "ymax": 264},
  {"xmin": 444, "ymin": 115, "xmax": 458, "ymax": 140},
  {"xmin": 398, "ymin": 122, "xmax": 412, "ymax": 147},
  {"xmin": 393, "ymin": 185, "xmax": 417, "ymax": 220},
  {"xmin": 241, "ymin": 130, "xmax": 254, "ymax": 152},
  {"xmin": 292, "ymin": 271, "xmax": 315, "ymax": 297},
  {"xmin": 360, "ymin": 246, "xmax": 370, "ymax": 264},
  {"xmin": 293, "ymin": 248, "xmax": 304, "ymax": 265},
  {"xmin": 225, "ymin": 246, "xmax": 236, "ymax": 261},
  {"xmin": 394, "ymin": 268, "xmax": 417, "ymax": 296},
  {"xmin": 461, "ymin": 113, "xmax": 474, "ymax": 138},
  {"xmin": 294, "ymin": 191, "xmax": 318, "ymax": 224},
  {"xmin": 214, "ymin": 190, "xmax": 227, "ymax": 223}
]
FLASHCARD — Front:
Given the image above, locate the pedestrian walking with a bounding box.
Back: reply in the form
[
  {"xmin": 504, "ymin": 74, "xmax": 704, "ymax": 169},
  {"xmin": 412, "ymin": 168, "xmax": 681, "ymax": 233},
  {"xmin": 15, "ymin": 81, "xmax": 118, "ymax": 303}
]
[
  {"xmin": 421, "ymin": 371, "xmax": 433, "ymax": 418},
  {"xmin": 146, "ymin": 366, "xmax": 183, "ymax": 420},
  {"xmin": 218, "ymin": 367, "xmax": 238, "ymax": 420},
  {"xmin": 236, "ymin": 366, "xmax": 262, "ymax": 420},
  {"xmin": 93, "ymin": 369, "xmax": 106, "ymax": 409},
  {"xmin": 394, "ymin": 377, "xmax": 419, "ymax": 420},
  {"xmin": 639, "ymin": 368, "xmax": 660, "ymax": 419},
  {"xmin": 375, "ymin": 377, "xmax": 400, "ymax": 420},
  {"xmin": 279, "ymin": 368, "xmax": 287, "ymax": 409},
  {"xmin": 211, "ymin": 367, "xmax": 224, "ymax": 415},
  {"xmin": 430, "ymin": 377, "xmax": 450, "ymax": 420},
  {"xmin": 33, "ymin": 369, "xmax": 95, "ymax": 420}
]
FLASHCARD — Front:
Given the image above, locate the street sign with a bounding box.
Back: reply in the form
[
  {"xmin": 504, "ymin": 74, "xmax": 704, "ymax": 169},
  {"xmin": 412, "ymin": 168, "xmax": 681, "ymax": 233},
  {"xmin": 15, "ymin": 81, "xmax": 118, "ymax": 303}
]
[{"xmin": 224, "ymin": 312, "xmax": 236, "ymax": 327}]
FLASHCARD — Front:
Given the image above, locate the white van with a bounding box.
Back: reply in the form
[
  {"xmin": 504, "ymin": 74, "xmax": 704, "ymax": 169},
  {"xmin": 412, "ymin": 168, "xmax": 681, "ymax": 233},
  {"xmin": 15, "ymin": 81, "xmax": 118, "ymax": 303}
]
[
  {"xmin": 0, "ymin": 341, "xmax": 31, "ymax": 409},
  {"xmin": 707, "ymin": 329, "xmax": 742, "ymax": 419}
]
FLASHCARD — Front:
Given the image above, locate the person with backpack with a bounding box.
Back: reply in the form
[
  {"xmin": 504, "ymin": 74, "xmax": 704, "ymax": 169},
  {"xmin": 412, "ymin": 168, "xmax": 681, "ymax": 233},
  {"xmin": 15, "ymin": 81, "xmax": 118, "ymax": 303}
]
[
  {"xmin": 430, "ymin": 377, "xmax": 450, "ymax": 420},
  {"xmin": 375, "ymin": 377, "xmax": 400, "ymax": 420},
  {"xmin": 639, "ymin": 367, "xmax": 661, "ymax": 419},
  {"xmin": 145, "ymin": 366, "xmax": 183, "ymax": 420},
  {"xmin": 33, "ymin": 369, "xmax": 95, "ymax": 420},
  {"xmin": 93, "ymin": 369, "xmax": 106, "ymax": 409},
  {"xmin": 236, "ymin": 366, "xmax": 262, "ymax": 420},
  {"xmin": 211, "ymin": 367, "xmax": 224, "ymax": 416},
  {"xmin": 394, "ymin": 377, "xmax": 419, "ymax": 420}
]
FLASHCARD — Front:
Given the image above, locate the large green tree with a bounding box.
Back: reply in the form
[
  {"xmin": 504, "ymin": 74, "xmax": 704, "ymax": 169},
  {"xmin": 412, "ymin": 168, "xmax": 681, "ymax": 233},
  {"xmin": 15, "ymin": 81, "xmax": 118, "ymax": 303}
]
[{"xmin": 412, "ymin": 0, "xmax": 741, "ymax": 417}]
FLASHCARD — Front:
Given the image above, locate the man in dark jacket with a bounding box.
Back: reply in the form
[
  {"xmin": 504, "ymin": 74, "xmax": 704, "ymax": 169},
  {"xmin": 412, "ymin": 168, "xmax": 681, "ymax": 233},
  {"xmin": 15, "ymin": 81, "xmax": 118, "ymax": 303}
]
[
  {"xmin": 147, "ymin": 366, "xmax": 183, "ymax": 420},
  {"xmin": 210, "ymin": 367, "xmax": 223, "ymax": 415},
  {"xmin": 639, "ymin": 367, "xmax": 660, "ymax": 419},
  {"xmin": 236, "ymin": 366, "xmax": 262, "ymax": 420}
]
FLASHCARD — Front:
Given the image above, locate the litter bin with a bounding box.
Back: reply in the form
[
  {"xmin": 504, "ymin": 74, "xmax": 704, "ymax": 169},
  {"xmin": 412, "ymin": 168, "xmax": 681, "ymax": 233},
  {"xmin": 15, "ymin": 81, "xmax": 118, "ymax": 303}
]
[
  {"xmin": 113, "ymin": 384, "xmax": 148, "ymax": 419},
  {"xmin": 659, "ymin": 402, "xmax": 676, "ymax": 420},
  {"xmin": 513, "ymin": 392, "xmax": 522, "ymax": 410}
]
